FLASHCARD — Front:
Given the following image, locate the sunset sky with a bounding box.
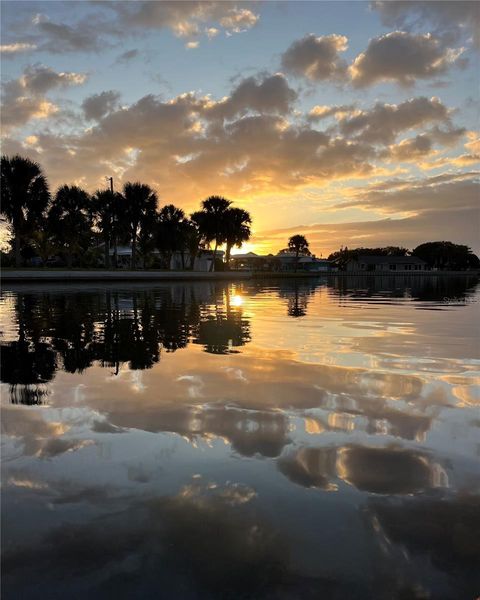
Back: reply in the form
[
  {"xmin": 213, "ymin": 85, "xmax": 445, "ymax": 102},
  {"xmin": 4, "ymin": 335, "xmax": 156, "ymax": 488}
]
[{"xmin": 1, "ymin": 1, "xmax": 479, "ymax": 256}]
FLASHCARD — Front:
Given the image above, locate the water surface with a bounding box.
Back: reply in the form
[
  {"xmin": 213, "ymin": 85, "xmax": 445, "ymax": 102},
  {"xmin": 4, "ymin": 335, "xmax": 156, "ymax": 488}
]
[{"xmin": 1, "ymin": 276, "xmax": 479, "ymax": 599}]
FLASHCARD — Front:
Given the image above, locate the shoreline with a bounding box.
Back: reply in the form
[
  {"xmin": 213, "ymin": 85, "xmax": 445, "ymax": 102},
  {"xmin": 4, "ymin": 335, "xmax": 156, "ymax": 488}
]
[{"xmin": 1, "ymin": 269, "xmax": 478, "ymax": 282}]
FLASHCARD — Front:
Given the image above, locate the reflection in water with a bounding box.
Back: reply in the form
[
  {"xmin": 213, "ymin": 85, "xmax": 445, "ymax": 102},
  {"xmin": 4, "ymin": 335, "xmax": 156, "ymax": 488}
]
[{"xmin": 1, "ymin": 276, "xmax": 479, "ymax": 599}]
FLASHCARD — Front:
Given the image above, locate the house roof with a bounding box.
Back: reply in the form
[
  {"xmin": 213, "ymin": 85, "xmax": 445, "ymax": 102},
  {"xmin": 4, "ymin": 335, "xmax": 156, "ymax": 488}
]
[{"xmin": 353, "ymin": 255, "xmax": 427, "ymax": 264}]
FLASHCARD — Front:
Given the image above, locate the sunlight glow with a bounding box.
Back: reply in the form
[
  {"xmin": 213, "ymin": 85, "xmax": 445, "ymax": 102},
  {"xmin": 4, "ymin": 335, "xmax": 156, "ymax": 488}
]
[{"xmin": 231, "ymin": 295, "xmax": 243, "ymax": 307}]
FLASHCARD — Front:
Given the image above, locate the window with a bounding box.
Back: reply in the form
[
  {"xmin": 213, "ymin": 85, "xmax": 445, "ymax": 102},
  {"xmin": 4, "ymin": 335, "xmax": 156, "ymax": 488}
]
[{"xmin": 389, "ymin": 264, "xmax": 396, "ymax": 271}]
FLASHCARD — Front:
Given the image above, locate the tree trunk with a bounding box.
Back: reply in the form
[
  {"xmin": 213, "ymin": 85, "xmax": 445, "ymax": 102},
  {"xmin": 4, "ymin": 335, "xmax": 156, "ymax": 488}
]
[
  {"xmin": 131, "ymin": 238, "xmax": 136, "ymax": 269},
  {"xmin": 14, "ymin": 231, "xmax": 21, "ymax": 268},
  {"xmin": 294, "ymin": 249, "xmax": 299, "ymax": 273},
  {"xmin": 225, "ymin": 243, "xmax": 232, "ymax": 270},
  {"xmin": 113, "ymin": 235, "xmax": 118, "ymax": 268},
  {"xmin": 181, "ymin": 250, "xmax": 185, "ymax": 270},
  {"xmin": 104, "ymin": 239, "xmax": 110, "ymax": 269},
  {"xmin": 67, "ymin": 248, "xmax": 73, "ymax": 269},
  {"xmin": 209, "ymin": 240, "xmax": 218, "ymax": 272}
]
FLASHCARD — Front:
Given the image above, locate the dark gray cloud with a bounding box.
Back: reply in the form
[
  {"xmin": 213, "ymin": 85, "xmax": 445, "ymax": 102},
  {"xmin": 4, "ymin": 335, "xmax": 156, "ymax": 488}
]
[
  {"xmin": 339, "ymin": 96, "xmax": 450, "ymax": 144},
  {"xmin": 114, "ymin": 48, "xmax": 139, "ymax": 64},
  {"xmin": 350, "ymin": 31, "xmax": 466, "ymax": 87},
  {"xmin": 82, "ymin": 90, "xmax": 121, "ymax": 121},
  {"xmin": 206, "ymin": 73, "xmax": 297, "ymax": 120},
  {"xmin": 281, "ymin": 34, "xmax": 348, "ymax": 81}
]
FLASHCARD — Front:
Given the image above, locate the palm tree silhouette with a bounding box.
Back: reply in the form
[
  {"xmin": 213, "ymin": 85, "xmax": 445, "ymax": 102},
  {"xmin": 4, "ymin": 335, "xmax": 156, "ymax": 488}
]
[
  {"xmin": 288, "ymin": 234, "xmax": 310, "ymax": 272},
  {"xmin": 91, "ymin": 189, "xmax": 123, "ymax": 269},
  {"xmin": 156, "ymin": 204, "xmax": 187, "ymax": 269},
  {"xmin": 196, "ymin": 196, "xmax": 232, "ymax": 271},
  {"xmin": 48, "ymin": 185, "xmax": 92, "ymax": 268},
  {"xmin": 122, "ymin": 182, "xmax": 157, "ymax": 269},
  {"xmin": 224, "ymin": 207, "xmax": 252, "ymax": 267},
  {"xmin": 1, "ymin": 155, "xmax": 50, "ymax": 267}
]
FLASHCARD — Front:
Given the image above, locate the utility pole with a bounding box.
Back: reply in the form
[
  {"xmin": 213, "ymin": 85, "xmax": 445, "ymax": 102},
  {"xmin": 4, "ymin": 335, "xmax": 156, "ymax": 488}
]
[{"xmin": 107, "ymin": 176, "xmax": 117, "ymax": 269}]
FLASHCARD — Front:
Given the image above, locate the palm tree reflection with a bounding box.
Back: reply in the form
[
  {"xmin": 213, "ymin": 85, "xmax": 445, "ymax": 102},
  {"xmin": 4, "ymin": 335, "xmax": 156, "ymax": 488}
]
[{"xmin": 0, "ymin": 285, "xmax": 251, "ymax": 402}]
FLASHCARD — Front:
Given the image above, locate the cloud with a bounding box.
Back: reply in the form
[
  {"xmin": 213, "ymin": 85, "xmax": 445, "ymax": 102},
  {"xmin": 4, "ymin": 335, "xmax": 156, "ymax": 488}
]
[
  {"xmin": 20, "ymin": 63, "xmax": 87, "ymax": 95},
  {"xmin": 281, "ymin": 34, "xmax": 348, "ymax": 81},
  {"xmin": 206, "ymin": 73, "xmax": 297, "ymax": 120},
  {"xmin": 82, "ymin": 90, "xmax": 121, "ymax": 121},
  {"xmin": 307, "ymin": 104, "xmax": 356, "ymax": 122},
  {"xmin": 114, "ymin": 49, "xmax": 139, "ymax": 64},
  {"xmin": 386, "ymin": 134, "xmax": 433, "ymax": 161},
  {"xmin": 256, "ymin": 173, "xmax": 480, "ymax": 254},
  {"xmin": 338, "ymin": 171, "xmax": 479, "ymax": 215},
  {"xmin": 350, "ymin": 31, "xmax": 465, "ymax": 87},
  {"xmin": 219, "ymin": 7, "xmax": 259, "ymax": 33},
  {"xmin": 339, "ymin": 96, "xmax": 450, "ymax": 144},
  {"xmin": 34, "ymin": 15, "xmax": 109, "ymax": 53},
  {"xmin": 371, "ymin": 0, "xmax": 480, "ymax": 48},
  {"xmin": 1, "ymin": 64, "xmax": 87, "ymax": 129},
  {"xmin": 0, "ymin": 42, "xmax": 37, "ymax": 55},
  {"xmin": 185, "ymin": 40, "xmax": 199, "ymax": 49},
  {"xmin": 105, "ymin": 1, "xmax": 259, "ymax": 40}
]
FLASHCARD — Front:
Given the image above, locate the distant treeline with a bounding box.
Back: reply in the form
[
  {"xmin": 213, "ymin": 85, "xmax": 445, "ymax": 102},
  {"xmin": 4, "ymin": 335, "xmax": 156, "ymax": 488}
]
[
  {"xmin": 1, "ymin": 155, "xmax": 252, "ymax": 270},
  {"xmin": 328, "ymin": 243, "xmax": 480, "ymax": 270}
]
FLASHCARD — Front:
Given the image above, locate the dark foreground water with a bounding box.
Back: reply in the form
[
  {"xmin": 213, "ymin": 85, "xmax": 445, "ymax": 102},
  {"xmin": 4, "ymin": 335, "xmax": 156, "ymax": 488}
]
[{"xmin": 1, "ymin": 276, "xmax": 479, "ymax": 600}]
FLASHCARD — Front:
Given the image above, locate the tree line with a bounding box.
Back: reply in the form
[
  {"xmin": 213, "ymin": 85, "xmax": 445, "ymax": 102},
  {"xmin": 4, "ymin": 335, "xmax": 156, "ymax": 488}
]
[
  {"xmin": 328, "ymin": 244, "xmax": 480, "ymax": 271},
  {"xmin": 1, "ymin": 155, "xmax": 252, "ymax": 270}
]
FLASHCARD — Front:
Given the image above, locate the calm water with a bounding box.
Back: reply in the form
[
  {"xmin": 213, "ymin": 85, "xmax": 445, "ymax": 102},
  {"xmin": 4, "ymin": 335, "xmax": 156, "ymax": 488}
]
[{"xmin": 1, "ymin": 276, "xmax": 479, "ymax": 600}]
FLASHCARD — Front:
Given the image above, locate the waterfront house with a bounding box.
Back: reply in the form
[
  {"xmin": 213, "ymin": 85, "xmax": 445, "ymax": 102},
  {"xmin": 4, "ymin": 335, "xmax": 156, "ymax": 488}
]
[
  {"xmin": 230, "ymin": 251, "xmax": 332, "ymax": 272},
  {"xmin": 345, "ymin": 255, "xmax": 427, "ymax": 272}
]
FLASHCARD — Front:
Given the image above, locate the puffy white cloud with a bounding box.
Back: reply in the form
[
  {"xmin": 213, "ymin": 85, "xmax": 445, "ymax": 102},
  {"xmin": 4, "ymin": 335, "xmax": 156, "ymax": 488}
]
[
  {"xmin": 350, "ymin": 31, "xmax": 465, "ymax": 87},
  {"xmin": 82, "ymin": 90, "xmax": 121, "ymax": 121},
  {"xmin": 281, "ymin": 34, "xmax": 348, "ymax": 81},
  {"xmin": 219, "ymin": 7, "xmax": 259, "ymax": 33}
]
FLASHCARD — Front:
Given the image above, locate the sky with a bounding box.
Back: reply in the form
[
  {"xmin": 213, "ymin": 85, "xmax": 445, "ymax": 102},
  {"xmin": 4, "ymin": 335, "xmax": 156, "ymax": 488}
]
[{"xmin": 1, "ymin": 0, "xmax": 479, "ymax": 256}]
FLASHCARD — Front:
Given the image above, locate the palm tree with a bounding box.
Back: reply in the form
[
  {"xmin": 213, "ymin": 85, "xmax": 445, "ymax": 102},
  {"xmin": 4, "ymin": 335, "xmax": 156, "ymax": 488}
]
[
  {"xmin": 48, "ymin": 185, "xmax": 92, "ymax": 268},
  {"xmin": 156, "ymin": 204, "xmax": 186, "ymax": 269},
  {"xmin": 90, "ymin": 189, "xmax": 122, "ymax": 269},
  {"xmin": 224, "ymin": 207, "xmax": 252, "ymax": 267},
  {"xmin": 122, "ymin": 182, "xmax": 157, "ymax": 269},
  {"xmin": 31, "ymin": 229, "xmax": 56, "ymax": 267},
  {"xmin": 186, "ymin": 215, "xmax": 205, "ymax": 270},
  {"xmin": 196, "ymin": 196, "xmax": 232, "ymax": 271},
  {"xmin": 1, "ymin": 155, "xmax": 50, "ymax": 267},
  {"xmin": 288, "ymin": 234, "xmax": 310, "ymax": 272}
]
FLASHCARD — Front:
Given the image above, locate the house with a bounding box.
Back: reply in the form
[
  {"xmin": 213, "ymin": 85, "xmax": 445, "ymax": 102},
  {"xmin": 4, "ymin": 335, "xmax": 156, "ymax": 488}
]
[
  {"xmin": 170, "ymin": 249, "xmax": 224, "ymax": 272},
  {"xmin": 346, "ymin": 255, "xmax": 427, "ymax": 272},
  {"xmin": 275, "ymin": 252, "xmax": 331, "ymax": 272},
  {"xmin": 230, "ymin": 252, "xmax": 278, "ymax": 271},
  {"xmin": 230, "ymin": 251, "xmax": 332, "ymax": 272},
  {"xmin": 108, "ymin": 246, "xmax": 224, "ymax": 271}
]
